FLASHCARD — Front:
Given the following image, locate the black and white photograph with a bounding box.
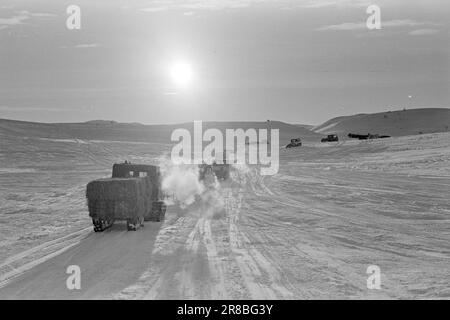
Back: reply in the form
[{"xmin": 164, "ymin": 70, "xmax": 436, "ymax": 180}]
[{"xmin": 0, "ymin": 0, "xmax": 449, "ymax": 304}]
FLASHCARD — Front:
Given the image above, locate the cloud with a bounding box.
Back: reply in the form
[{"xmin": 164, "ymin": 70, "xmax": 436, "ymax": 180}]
[
  {"xmin": 317, "ymin": 19, "xmax": 440, "ymax": 31},
  {"xmin": 140, "ymin": 7, "xmax": 169, "ymax": 13},
  {"xmin": 409, "ymin": 28, "xmax": 439, "ymax": 36},
  {"xmin": 0, "ymin": 13, "xmax": 29, "ymax": 26},
  {"xmin": 0, "ymin": 10, "xmax": 56, "ymax": 30},
  {"xmin": 18, "ymin": 10, "xmax": 56, "ymax": 18},
  {"xmin": 140, "ymin": 2, "xmax": 248, "ymax": 12},
  {"xmin": 60, "ymin": 43, "xmax": 102, "ymax": 49},
  {"xmin": 139, "ymin": 0, "xmax": 369, "ymax": 13},
  {"xmin": 74, "ymin": 43, "xmax": 102, "ymax": 48},
  {"xmin": 301, "ymin": 0, "xmax": 370, "ymax": 8},
  {"xmin": 0, "ymin": 106, "xmax": 69, "ymax": 112}
]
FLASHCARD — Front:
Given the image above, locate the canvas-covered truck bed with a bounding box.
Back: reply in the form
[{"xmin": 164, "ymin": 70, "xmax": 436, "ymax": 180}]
[{"xmin": 86, "ymin": 163, "xmax": 167, "ymax": 231}]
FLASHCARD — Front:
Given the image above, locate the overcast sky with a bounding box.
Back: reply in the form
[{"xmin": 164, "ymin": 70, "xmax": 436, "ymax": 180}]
[{"xmin": 0, "ymin": 0, "xmax": 449, "ymax": 125}]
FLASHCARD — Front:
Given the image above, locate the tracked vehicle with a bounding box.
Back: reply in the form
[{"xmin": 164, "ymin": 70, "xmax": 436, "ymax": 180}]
[
  {"xmin": 199, "ymin": 162, "xmax": 231, "ymax": 181},
  {"xmin": 86, "ymin": 163, "xmax": 167, "ymax": 232},
  {"xmin": 321, "ymin": 134, "xmax": 339, "ymax": 143},
  {"xmin": 348, "ymin": 133, "xmax": 391, "ymax": 140},
  {"xmin": 199, "ymin": 150, "xmax": 231, "ymax": 182},
  {"xmin": 286, "ymin": 138, "xmax": 302, "ymax": 148}
]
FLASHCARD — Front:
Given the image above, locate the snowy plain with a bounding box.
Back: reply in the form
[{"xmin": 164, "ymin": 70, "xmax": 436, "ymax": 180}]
[{"xmin": 0, "ymin": 131, "xmax": 449, "ymax": 299}]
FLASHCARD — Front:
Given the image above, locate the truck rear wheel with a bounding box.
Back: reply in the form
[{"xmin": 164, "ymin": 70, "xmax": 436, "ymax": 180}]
[
  {"xmin": 127, "ymin": 219, "xmax": 137, "ymax": 231},
  {"xmin": 127, "ymin": 216, "xmax": 144, "ymax": 231},
  {"xmin": 93, "ymin": 218, "xmax": 114, "ymax": 232}
]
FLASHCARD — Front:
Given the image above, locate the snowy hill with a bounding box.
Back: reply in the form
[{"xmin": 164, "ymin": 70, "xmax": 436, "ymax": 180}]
[
  {"xmin": 313, "ymin": 108, "xmax": 450, "ymax": 137},
  {"xmin": 0, "ymin": 119, "xmax": 324, "ymax": 145}
]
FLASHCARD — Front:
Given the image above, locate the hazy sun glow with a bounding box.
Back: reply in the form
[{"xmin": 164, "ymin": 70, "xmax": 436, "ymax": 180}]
[{"xmin": 170, "ymin": 62, "xmax": 194, "ymax": 88}]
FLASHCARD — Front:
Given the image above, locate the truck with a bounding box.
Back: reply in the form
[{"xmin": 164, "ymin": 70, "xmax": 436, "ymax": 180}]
[
  {"xmin": 199, "ymin": 162, "xmax": 231, "ymax": 181},
  {"xmin": 321, "ymin": 134, "xmax": 339, "ymax": 142},
  {"xmin": 348, "ymin": 133, "xmax": 391, "ymax": 140},
  {"xmin": 286, "ymin": 138, "xmax": 302, "ymax": 148},
  {"xmin": 198, "ymin": 150, "xmax": 231, "ymax": 182},
  {"xmin": 86, "ymin": 163, "xmax": 167, "ymax": 232}
]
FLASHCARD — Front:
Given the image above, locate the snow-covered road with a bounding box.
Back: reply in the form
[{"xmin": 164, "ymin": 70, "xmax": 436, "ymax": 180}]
[{"xmin": 0, "ymin": 133, "xmax": 449, "ymax": 299}]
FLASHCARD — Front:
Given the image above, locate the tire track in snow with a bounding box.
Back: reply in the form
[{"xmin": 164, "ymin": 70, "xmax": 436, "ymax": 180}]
[
  {"xmin": 200, "ymin": 218, "xmax": 227, "ymax": 299},
  {"xmin": 0, "ymin": 227, "xmax": 91, "ymax": 289},
  {"xmin": 177, "ymin": 218, "xmax": 202, "ymax": 298},
  {"xmin": 226, "ymin": 178, "xmax": 293, "ymax": 299},
  {"xmin": 118, "ymin": 213, "xmax": 228, "ymax": 299},
  {"xmin": 115, "ymin": 216, "xmax": 197, "ymax": 299}
]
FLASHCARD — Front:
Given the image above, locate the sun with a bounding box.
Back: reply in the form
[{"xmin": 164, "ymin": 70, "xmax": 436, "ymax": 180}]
[{"xmin": 170, "ymin": 61, "xmax": 194, "ymax": 88}]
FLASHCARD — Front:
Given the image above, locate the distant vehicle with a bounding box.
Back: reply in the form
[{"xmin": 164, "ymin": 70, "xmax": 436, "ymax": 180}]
[
  {"xmin": 86, "ymin": 163, "xmax": 167, "ymax": 232},
  {"xmin": 286, "ymin": 138, "xmax": 302, "ymax": 148},
  {"xmin": 348, "ymin": 133, "xmax": 369, "ymax": 140},
  {"xmin": 199, "ymin": 162, "xmax": 231, "ymax": 181},
  {"xmin": 199, "ymin": 151, "xmax": 231, "ymax": 181},
  {"xmin": 348, "ymin": 133, "xmax": 391, "ymax": 140},
  {"xmin": 321, "ymin": 134, "xmax": 339, "ymax": 143}
]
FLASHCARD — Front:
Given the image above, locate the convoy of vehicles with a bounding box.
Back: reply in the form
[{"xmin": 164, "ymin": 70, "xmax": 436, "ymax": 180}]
[{"xmin": 86, "ymin": 130, "xmax": 392, "ymax": 233}]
